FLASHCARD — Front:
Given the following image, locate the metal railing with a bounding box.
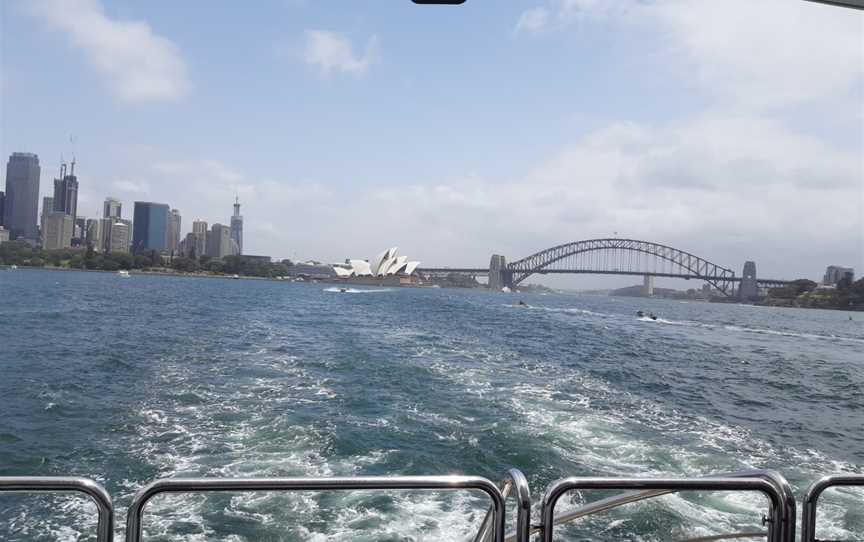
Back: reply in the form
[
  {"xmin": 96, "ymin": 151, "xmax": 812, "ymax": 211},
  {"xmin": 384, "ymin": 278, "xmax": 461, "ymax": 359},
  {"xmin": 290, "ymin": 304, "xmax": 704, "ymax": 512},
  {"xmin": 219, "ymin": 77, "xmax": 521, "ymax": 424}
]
[
  {"xmin": 473, "ymin": 468, "xmax": 531, "ymax": 542},
  {"xmin": 0, "ymin": 476, "xmax": 114, "ymax": 542},
  {"xmin": 2, "ymin": 471, "xmax": 861, "ymax": 542},
  {"xmin": 801, "ymin": 474, "xmax": 864, "ymax": 542},
  {"xmin": 124, "ymin": 475, "xmax": 506, "ymax": 542},
  {"xmin": 539, "ymin": 477, "xmax": 784, "ymax": 542}
]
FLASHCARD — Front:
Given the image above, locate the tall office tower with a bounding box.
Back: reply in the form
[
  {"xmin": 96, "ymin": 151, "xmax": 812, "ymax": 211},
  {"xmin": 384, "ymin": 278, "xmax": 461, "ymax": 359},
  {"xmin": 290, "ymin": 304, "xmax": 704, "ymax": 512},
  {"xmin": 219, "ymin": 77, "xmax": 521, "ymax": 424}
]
[
  {"xmin": 74, "ymin": 217, "xmax": 87, "ymax": 242},
  {"xmin": 167, "ymin": 208, "xmax": 182, "ymax": 252},
  {"xmin": 43, "ymin": 212, "xmax": 74, "ymax": 250},
  {"xmin": 4, "ymin": 152, "xmax": 41, "ymax": 241},
  {"xmin": 0, "ymin": 191, "xmax": 5, "ymax": 227},
  {"xmin": 41, "ymin": 197, "xmax": 54, "ymax": 245},
  {"xmin": 207, "ymin": 223, "xmax": 232, "ymax": 259},
  {"xmin": 109, "ymin": 220, "xmax": 132, "ymax": 253},
  {"xmin": 86, "ymin": 218, "xmax": 104, "ymax": 250},
  {"xmin": 190, "ymin": 219, "xmax": 208, "ymax": 258},
  {"xmin": 103, "ymin": 197, "xmax": 122, "ymax": 219},
  {"xmin": 230, "ymin": 196, "xmax": 243, "ymax": 255},
  {"xmin": 132, "ymin": 202, "xmax": 170, "ymax": 253},
  {"xmin": 53, "ymin": 159, "xmax": 79, "ymax": 222}
]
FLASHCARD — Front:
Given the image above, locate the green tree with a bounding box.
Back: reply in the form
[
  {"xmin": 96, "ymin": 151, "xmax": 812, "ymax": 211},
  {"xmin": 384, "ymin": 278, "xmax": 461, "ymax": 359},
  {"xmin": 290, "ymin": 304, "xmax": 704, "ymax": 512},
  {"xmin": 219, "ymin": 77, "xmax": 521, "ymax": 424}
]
[{"xmin": 206, "ymin": 259, "xmax": 224, "ymax": 273}]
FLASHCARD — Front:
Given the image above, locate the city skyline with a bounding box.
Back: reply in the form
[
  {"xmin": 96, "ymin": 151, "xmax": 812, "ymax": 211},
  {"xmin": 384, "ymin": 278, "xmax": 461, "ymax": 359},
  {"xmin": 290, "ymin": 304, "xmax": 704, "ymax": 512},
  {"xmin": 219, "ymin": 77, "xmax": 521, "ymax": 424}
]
[{"xmin": 1, "ymin": 1, "xmax": 861, "ymax": 287}]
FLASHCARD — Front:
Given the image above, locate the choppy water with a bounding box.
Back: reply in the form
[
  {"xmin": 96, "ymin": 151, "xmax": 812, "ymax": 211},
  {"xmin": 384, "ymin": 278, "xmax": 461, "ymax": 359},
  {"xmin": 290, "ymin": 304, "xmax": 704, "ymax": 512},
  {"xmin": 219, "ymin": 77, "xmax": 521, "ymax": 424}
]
[{"xmin": 1, "ymin": 269, "xmax": 862, "ymax": 541}]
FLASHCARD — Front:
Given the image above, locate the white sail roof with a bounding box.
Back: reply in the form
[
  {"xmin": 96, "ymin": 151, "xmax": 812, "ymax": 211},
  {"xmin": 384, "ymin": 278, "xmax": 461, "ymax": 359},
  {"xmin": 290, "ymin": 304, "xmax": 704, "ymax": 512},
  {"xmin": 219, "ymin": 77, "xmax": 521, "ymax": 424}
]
[
  {"xmin": 387, "ymin": 255, "xmax": 408, "ymax": 275},
  {"xmin": 349, "ymin": 259, "xmax": 372, "ymax": 276},
  {"xmin": 333, "ymin": 266, "xmax": 353, "ymax": 277}
]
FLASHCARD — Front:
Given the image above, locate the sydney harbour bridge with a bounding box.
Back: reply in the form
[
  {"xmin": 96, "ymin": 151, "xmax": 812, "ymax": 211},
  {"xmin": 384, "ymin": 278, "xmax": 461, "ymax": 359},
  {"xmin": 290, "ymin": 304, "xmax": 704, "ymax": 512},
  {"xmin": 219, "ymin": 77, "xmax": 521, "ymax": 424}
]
[{"xmin": 418, "ymin": 238, "xmax": 791, "ymax": 298}]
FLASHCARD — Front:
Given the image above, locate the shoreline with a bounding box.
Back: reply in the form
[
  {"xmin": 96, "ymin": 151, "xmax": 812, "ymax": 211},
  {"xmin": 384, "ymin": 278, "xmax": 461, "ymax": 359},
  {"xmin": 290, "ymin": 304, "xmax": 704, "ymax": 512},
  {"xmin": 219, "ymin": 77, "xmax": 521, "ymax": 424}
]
[{"xmin": 5, "ymin": 265, "xmax": 863, "ymax": 310}]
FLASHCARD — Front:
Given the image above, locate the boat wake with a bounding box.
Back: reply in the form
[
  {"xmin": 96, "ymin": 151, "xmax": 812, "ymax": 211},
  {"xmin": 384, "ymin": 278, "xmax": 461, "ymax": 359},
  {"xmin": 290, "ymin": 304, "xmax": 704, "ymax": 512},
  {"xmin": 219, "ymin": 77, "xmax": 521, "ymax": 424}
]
[{"xmin": 323, "ymin": 287, "xmax": 392, "ymax": 294}]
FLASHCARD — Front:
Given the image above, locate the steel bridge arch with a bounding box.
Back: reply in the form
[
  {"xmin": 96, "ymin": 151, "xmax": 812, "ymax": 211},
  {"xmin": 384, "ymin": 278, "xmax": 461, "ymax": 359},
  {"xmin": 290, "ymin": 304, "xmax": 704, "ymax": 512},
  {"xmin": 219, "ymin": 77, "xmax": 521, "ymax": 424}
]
[{"xmin": 506, "ymin": 238, "xmax": 737, "ymax": 295}]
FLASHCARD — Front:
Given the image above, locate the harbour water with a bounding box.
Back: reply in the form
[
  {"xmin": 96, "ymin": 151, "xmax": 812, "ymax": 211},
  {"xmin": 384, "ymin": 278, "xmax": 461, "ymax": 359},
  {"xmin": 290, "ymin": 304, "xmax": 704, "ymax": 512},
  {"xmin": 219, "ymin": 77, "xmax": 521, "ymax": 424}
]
[{"xmin": 1, "ymin": 269, "xmax": 862, "ymax": 541}]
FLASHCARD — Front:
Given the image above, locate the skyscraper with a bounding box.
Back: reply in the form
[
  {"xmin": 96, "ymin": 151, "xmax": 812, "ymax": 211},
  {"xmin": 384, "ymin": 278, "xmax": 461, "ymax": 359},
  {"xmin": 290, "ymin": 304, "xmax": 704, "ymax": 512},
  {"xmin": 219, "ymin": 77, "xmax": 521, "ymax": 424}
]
[
  {"xmin": 0, "ymin": 191, "xmax": 5, "ymax": 227},
  {"xmin": 108, "ymin": 220, "xmax": 132, "ymax": 253},
  {"xmin": 53, "ymin": 160, "xmax": 79, "ymax": 222},
  {"xmin": 103, "ymin": 197, "xmax": 122, "ymax": 219},
  {"xmin": 4, "ymin": 152, "xmax": 41, "ymax": 241},
  {"xmin": 43, "ymin": 212, "xmax": 73, "ymax": 250},
  {"xmin": 207, "ymin": 223, "xmax": 232, "ymax": 259},
  {"xmin": 167, "ymin": 208, "xmax": 182, "ymax": 253},
  {"xmin": 230, "ymin": 196, "xmax": 243, "ymax": 255},
  {"xmin": 189, "ymin": 219, "xmax": 208, "ymax": 258},
  {"xmin": 86, "ymin": 218, "xmax": 103, "ymax": 250},
  {"xmin": 132, "ymin": 201, "xmax": 170, "ymax": 253},
  {"xmin": 40, "ymin": 197, "xmax": 54, "ymax": 246}
]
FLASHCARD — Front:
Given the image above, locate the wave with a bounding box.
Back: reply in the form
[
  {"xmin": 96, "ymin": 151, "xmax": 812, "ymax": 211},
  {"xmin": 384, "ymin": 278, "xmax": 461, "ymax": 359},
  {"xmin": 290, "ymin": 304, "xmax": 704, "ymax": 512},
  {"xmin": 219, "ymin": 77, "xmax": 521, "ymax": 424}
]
[{"xmin": 723, "ymin": 325, "xmax": 864, "ymax": 344}]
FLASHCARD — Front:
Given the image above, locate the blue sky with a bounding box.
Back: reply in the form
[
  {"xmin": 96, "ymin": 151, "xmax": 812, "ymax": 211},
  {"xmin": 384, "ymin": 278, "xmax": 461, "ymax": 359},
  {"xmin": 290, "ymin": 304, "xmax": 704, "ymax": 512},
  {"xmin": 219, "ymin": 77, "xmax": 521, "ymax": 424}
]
[{"xmin": 2, "ymin": 0, "xmax": 862, "ymax": 287}]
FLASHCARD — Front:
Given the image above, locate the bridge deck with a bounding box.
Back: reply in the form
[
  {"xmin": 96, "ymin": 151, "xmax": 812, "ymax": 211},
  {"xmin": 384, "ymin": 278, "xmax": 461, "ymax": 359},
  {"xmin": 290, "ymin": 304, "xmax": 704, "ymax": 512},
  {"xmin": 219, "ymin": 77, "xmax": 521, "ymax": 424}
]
[{"xmin": 419, "ymin": 268, "xmax": 789, "ymax": 285}]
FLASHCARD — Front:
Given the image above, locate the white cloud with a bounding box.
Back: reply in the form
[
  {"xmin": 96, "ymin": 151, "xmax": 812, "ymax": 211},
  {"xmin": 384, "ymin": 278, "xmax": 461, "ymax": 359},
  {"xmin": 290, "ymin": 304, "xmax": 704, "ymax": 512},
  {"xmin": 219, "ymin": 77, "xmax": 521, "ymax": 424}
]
[
  {"xmin": 354, "ymin": 114, "xmax": 862, "ymax": 278},
  {"xmin": 302, "ymin": 30, "xmax": 378, "ymax": 76},
  {"xmin": 111, "ymin": 179, "xmax": 150, "ymax": 195},
  {"xmin": 514, "ymin": 7, "xmax": 550, "ymax": 34},
  {"xmin": 26, "ymin": 0, "xmax": 190, "ymax": 103},
  {"xmin": 515, "ymin": 0, "xmax": 864, "ymax": 109},
  {"xmin": 77, "ymin": 110, "xmax": 862, "ymax": 278}
]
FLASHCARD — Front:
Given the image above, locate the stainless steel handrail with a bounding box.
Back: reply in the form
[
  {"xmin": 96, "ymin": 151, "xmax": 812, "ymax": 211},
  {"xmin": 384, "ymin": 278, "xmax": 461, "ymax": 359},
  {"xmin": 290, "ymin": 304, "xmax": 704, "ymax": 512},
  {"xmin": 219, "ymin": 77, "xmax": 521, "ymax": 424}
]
[
  {"xmin": 0, "ymin": 476, "xmax": 114, "ymax": 542},
  {"xmin": 474, "ymin": 468, "xmax": 531, "ymax": 542},
  {"xmin": 801, "ymin": 474, "xmax": 864, "ymax": 542},
  {"xmin": 509, "ymin": 469, "xmax": 792, "ymax": 542},
  {"xmin": 473, "ymin": 478, "xmax": 511, "ymax": 542},
  {"xmin": 539, "ymin": 477, "xmax": 783, "ymax": 542},
  {"xmin": 124, "ymin": 475, "xmax": 506, "ymax": 542}
]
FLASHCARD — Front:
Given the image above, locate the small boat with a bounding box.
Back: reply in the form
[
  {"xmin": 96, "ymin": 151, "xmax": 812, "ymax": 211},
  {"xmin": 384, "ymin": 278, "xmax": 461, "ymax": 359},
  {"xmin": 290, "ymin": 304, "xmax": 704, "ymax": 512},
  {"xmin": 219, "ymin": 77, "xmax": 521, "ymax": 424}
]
[
  {"xmin": 339, "ymin": 287, "xmax": 348, "ymax": 293},
  {"xmin": 117, "ymin": 270, "xmax": 130, "ymax": 278},
  {"xmin": 9, "ymin": 265, "xmax": 17, "ymax": 271},
  {"xmin": 232, "ymin": 274, "xmax": 240, "ymax": 279}
]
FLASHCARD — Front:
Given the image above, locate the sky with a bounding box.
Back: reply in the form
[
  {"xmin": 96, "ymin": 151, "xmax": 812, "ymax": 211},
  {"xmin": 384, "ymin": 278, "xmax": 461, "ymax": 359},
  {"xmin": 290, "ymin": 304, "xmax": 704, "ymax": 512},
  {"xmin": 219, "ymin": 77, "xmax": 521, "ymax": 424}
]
[{"xmin": 1, "ymin": 0, "xmax": 862, "ymax": 288}]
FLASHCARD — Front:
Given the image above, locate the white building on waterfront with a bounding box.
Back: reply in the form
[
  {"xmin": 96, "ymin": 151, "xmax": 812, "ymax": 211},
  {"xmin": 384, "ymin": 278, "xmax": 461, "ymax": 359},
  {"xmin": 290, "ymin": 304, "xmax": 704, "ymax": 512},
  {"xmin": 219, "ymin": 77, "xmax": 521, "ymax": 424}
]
[{"xmin": 333, "ymin": 247, "xmax": 420, "ymax": 278}]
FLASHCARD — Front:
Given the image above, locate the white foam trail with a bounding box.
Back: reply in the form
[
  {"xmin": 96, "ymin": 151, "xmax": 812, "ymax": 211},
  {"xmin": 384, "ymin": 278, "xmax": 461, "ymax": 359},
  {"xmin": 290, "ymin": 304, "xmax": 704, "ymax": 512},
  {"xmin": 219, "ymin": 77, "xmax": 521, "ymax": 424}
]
[{"xmin": 323, "ymin": 287, "xmax": 392, "ymax": 294}]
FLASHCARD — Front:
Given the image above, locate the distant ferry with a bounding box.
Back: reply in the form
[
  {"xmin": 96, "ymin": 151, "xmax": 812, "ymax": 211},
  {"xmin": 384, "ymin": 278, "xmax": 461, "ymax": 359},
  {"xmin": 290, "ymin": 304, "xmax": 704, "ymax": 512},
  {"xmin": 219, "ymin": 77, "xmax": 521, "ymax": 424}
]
[{"xmin": 117, "ymin": 270, "xmax": 130, "ymax": 278}]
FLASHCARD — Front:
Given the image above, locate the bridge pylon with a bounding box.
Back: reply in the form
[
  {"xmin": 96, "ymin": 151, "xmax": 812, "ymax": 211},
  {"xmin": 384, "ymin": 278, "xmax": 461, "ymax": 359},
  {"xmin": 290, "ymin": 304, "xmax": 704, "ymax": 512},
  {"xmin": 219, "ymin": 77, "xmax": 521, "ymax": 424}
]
[
  {"xmin": 489, "ymin": 255, "xmax": 513, "ymax": 290},
  {"xmin": 739, "ymin": 261, "xmax": 758, "ymax": 301}
]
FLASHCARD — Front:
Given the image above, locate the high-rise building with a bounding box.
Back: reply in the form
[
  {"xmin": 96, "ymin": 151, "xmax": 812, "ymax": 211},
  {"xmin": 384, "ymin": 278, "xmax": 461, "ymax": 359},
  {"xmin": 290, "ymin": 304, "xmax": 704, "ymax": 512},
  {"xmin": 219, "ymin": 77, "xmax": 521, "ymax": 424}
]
[
  {"xmin": 86, "ymin": 218, "xmax": 103, "ymax": 250},
  {"xmin": 230, "ymin": 196, "xmax": 243, "ymax": 255},
  {"xmin": 43, "ymin": 212, "xmax": 74, "ymax": 250},
  {"xmin": 207, "ymin": 223, "xmax": 232, "ymax": 259},
  {"xmin": 167, "ymin": 208, "xmax": 182, "ymax": 253},
  {"xmin": 0, "ymin": 227, "xmax": 9, "ymax": 244},
  {"xmin": 824, "ymin": 265, "xmax": 854, "ymax": 285},
  {"xmin": 0, "ymin": 191, "xmax": 5, "ymax": 227},
  {"xmin": 40, "ymin": 197, "xmax": 54, "ymax": 245},
  {"xmin": 103, "ymin": 197, "xmax": 122, "ymax": 219},
  {"xmin": 108, "ymin": 220, "xmax": 132, "ymax": 253},
  {"xmin": 53, "ymin": 161, "xmax": 79, "ymax": 222},
  {"xmin": 4, "ymin": 152, "xmax": 41, "ymax": 241},
  {"xmin": 73, "ymin": 217, "xmax": 86, "ymax": 243},
  {"xmin": 132, "ymin": 202, "xmax": 170, "ymax": 253},
  {"xmin": 187, "ymin": 219, "xmax": 208, "ymax": 259}
]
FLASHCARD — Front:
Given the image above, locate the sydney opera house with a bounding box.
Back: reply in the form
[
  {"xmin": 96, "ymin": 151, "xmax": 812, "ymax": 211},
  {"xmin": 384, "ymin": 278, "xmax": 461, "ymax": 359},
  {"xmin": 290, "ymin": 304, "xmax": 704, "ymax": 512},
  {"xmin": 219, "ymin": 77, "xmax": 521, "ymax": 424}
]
[{"xmin": 332, "ymin": 247, "xmax": 420, "ymax": 283}]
